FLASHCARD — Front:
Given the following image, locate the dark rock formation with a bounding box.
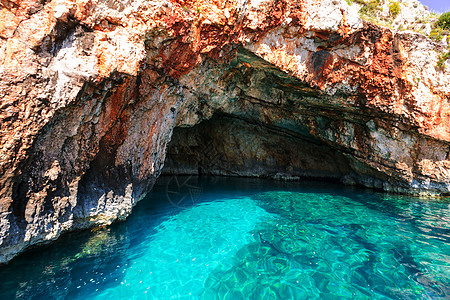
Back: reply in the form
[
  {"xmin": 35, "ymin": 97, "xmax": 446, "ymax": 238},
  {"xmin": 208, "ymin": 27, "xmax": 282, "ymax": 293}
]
[{"xmin": 163, "ymin": 114, "xmax": 351, "ymax": 180}]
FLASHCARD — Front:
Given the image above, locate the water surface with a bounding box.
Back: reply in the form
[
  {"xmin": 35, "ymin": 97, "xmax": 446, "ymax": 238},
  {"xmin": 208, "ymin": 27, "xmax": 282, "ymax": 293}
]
[{"xmin": 1, "ymin": 176, "xmax": 449, "ymax": 299}]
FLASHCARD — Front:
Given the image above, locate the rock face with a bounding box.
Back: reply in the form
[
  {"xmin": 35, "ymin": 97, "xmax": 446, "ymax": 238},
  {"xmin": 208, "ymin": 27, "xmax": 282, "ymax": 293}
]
[{"xmin": 0, "ymin": 0, "xmax": 449, "ymax": 263}]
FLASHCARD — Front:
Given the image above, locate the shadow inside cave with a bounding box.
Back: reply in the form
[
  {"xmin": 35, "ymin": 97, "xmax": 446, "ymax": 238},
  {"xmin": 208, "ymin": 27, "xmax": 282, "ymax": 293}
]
[{"xmin": 162, "ymin": 113, "xmax": 352, "ymax": 182}]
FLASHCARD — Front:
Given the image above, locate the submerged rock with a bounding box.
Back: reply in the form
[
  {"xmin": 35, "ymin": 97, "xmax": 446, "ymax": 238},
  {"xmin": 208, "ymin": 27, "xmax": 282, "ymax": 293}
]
[{"xmin": 0, "ymin": 0, "xmax": 449, "ymax": 262}]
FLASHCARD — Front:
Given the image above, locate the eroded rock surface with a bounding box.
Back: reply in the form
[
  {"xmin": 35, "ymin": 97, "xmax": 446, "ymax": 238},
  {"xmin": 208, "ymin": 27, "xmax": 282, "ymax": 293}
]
[{"xmin": 0, "ymin": 0, "xmax": 449, "ymax": 263}]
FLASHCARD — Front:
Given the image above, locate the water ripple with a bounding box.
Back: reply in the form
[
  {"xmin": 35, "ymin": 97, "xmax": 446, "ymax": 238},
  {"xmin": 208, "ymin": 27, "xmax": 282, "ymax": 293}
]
[{"xmin": 0, "ymin": 177, "xmax": 449, "ymax": 299}]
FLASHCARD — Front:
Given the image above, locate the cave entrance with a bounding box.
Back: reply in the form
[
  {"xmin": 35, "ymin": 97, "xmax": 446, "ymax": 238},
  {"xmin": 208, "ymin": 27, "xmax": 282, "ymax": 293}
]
[{"xmin": 161, "ymin": 113, "xmax": 351, "ymax": 182}]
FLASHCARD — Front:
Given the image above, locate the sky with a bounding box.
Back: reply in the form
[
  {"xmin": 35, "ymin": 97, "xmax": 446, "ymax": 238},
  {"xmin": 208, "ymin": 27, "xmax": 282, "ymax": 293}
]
[{"xmin": 419, "ymin": 0, "xmax": 450, "ymax": 13}]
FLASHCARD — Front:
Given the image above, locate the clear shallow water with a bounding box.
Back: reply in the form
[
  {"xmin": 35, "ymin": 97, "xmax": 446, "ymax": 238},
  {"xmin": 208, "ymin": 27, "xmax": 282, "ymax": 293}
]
[{"xmin": 1, "ymin": 176, "xmax": 450, "ymax": 299}]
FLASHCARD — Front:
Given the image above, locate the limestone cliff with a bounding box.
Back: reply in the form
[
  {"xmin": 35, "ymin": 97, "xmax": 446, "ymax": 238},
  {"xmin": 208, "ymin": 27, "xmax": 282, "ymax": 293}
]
[{"xmin": 0, "ymin": 0, "xmax": 449, "ymax": 263}]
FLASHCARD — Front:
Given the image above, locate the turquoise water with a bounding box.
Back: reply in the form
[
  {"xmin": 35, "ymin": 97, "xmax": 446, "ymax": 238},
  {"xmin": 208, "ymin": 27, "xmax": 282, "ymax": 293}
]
[{"xmin": 1, "ymin": 176, "xmax": 450, "ymax": 299}]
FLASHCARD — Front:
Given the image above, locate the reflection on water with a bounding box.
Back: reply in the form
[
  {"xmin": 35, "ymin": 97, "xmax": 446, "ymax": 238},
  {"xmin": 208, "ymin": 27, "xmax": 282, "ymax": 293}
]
[{"xmin": 0, "ymin": 177, "xmax": 449, "ymax": 299}]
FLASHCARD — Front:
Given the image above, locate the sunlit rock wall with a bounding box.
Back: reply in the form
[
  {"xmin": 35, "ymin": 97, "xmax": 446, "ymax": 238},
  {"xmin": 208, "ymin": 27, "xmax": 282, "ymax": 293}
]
[{"xmin": 0, "ymin": 0, "xmax": 449, "ymax": 263}]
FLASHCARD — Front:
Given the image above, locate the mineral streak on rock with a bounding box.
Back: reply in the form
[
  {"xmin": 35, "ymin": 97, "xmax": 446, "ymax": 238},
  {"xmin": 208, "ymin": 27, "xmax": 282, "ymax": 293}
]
[{"xmin": 0, "ymin": 0, "xmax": 449, "ymax": 263}]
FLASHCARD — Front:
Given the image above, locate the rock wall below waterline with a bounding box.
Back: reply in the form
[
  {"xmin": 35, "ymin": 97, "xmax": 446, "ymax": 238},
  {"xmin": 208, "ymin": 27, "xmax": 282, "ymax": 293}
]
[{"xmin": 0, "ymin": 0, "xmax": 449, "ymax": 263}]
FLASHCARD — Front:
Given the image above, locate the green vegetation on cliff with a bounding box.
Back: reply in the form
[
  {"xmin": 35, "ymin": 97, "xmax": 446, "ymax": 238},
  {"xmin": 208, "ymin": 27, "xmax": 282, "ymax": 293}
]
[
  {"xmin": 430, "ymin": 12, "xmax": 450, "ymax": 70},
  {"xmin": 429, "ymin": 12, "xmax": 450, "ymax": 42},
  {"xmin": 437, "ymin": 50, "xmax": 450, "ymax": 70},
  {"xmin": 389, "ymin": 2, "xmax": 401, "ymax": 18},
  {"xmin": 437, "ymin": 12, "xmax": 450, "ymax": 30},
  {"xmin": 346, "ymin": 0, "xmax": 402, "ymax": 28}
]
